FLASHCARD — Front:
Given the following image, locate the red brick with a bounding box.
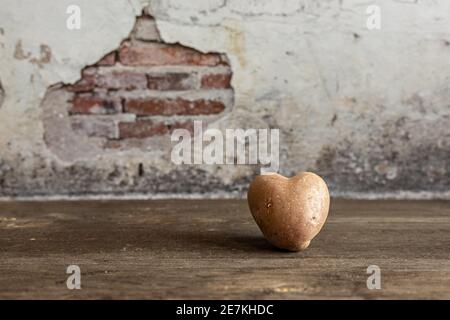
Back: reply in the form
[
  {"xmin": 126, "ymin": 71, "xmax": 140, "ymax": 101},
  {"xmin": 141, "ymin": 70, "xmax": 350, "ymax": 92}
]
[
  {"xmin": 66, "ymin": 69, "xmax": 97, "ymax": 93},
  {"xmin": 119, "ymin": 42, "xmax": 224, "ymax": 66},
  {"xmin": 95, "ymin": 71, "xmax": 147, "ymax": 91},
  {"xmin": 124, "ymin": 98, "xmax": 225, "ymax": 116},
  {"xmin": 119, "ymin": 120, "xmax": 194, "ymax": 139},
  {"xmin": 96, "ymin": 52, "xmax": 116, "ymax": 66},
  {"xmin": 66, "ymin": 77, "xmax": 95, "ymax": 93},
  {"xmin": 70, "ymin": 96, "xmax": 121, "ymax": 115},
  {"xmin": 147, "ymin": 73, "xmax": 194, "ymax": 91},
  {"xmin": 67, "ymin": 70, "xmax": 147, "ymax": 92},
  {"xmin": 201, "ymin": 73, "xmax": 232, "ymax": 89}
]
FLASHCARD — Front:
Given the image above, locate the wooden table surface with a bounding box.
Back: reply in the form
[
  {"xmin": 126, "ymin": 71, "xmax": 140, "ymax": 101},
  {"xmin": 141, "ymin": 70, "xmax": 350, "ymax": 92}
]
[{"xmin": 0, "ymin": 199, "xmax": 449, "ymax": 299}]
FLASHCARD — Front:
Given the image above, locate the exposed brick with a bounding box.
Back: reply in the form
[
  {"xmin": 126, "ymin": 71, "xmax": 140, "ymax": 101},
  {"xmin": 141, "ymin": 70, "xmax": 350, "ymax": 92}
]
[
  {"xmin": 134, "ymin": 17, "xmax": 161, "ymax": 42},
  {"xmin": 96, "ymin": 52, "xmax": 116, "ymax": 66},
  {"xmin": 66, "ymin": 68, "xmax": 97, "ymax": 93},
  {"xmin": 119, "ymin": 120, "xmax": 194, "ymax": 139},
  {"xmin": 70, "ymin": 96, "xmax": 121, "ymax": 115},
  {"xmin": 119, "ymin": 42, "xmax": 224, "ymax": 66},
  {"xmin": 67, "ymin": 70, "xmax": 147, "ymax": 92},
  {"xmin": 95, "ymin": 71, "xmax": 148, "ymax": 91},
  {"xmin": 66, "ymin": 78, "xmax": 95, "ymax": 93},
  {"xmin": 147, "ymin": 73, "xmax": 195, "ymax": 91},
  {"xmin": 124, "ymin": 98, "xmax": 226, "ymax": 116},
  {"xmin": 64, "ymin": 20, "xmax": 233, "ymax": 145},
  {"xmin": 201, "ymin": 73, "xmax": 232, "ymax": 89}
]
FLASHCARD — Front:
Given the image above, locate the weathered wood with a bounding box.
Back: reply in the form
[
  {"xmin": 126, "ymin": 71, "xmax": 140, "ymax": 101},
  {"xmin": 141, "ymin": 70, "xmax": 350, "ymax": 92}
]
[{"xmin": 0, "ymin": 199, "xmax": 449, "ymax": 299}]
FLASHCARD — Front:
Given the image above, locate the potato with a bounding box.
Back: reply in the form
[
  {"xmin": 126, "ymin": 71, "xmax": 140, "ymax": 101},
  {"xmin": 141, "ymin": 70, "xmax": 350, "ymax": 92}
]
[{"xmin": 247, "ymin": 172, "xmax": 330, "ymax": 251}]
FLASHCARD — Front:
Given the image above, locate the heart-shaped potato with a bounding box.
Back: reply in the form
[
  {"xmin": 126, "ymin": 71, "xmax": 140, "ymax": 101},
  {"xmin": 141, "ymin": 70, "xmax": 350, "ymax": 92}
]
[{"xmin": 247, "ymin": 172, "xmax": 330, "ymax": 251}]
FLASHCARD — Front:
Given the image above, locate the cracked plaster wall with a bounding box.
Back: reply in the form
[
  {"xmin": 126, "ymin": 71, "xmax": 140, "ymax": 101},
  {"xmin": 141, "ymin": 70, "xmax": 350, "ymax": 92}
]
[{"xmin": 0, "ymin": 0, "xmax": 449, "ymax": 199}]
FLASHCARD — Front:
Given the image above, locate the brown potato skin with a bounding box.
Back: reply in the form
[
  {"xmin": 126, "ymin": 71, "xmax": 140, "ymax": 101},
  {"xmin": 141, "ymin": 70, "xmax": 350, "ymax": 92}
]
[{"xmin": 247, "ymin": 172, "xmax": 330, "ymax": 251}]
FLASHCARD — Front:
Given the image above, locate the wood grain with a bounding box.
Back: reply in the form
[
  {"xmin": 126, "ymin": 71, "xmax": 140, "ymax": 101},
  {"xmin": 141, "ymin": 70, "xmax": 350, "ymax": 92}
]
[{"xmin": 0, "ymin": 199, "xmax": 449, "ymax": 299}]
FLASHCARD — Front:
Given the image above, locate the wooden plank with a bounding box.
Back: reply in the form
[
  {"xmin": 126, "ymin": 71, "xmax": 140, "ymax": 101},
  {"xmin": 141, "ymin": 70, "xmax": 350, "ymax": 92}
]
[{"xmin": 0, "ymin": 199, "xmax": 449, "ymax": 299}]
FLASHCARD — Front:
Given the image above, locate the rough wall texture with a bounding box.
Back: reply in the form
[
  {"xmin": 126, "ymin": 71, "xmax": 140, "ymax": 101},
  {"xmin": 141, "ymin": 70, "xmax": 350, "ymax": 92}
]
[
  {"xmin": 51, "ymin": 13, "xmax": 233, "ymax": 151},
  {"xmin": 0, "ymin": 0, "xmax": 449, "ymax": 199},
  {"xmin": 0, "ymin": 80, "xmax": 4, "ymax": 108}
]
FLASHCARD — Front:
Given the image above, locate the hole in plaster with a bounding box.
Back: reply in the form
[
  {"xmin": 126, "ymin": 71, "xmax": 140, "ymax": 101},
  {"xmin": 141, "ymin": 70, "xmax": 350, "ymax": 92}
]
[
  {"xmin": 42, "ymin": 10, "xmax": 234, "ymax": 160},
  {"xmin": 138, "ymin": 163, "xmax": 144, "ymax": 177},
  {"xmin": 0, "ymin": 80, "xmax": 4, "ymax": 108}
]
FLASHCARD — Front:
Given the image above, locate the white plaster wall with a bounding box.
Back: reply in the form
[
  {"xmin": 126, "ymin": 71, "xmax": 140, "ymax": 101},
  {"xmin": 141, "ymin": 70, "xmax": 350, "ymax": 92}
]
[{"xmin": 0, "ymin": 0, "xmax": 449, "ymax": 199}]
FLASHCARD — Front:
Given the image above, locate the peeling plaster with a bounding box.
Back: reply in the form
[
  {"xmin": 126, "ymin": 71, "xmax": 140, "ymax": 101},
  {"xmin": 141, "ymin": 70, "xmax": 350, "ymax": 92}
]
[
  {"xmin": 1, "ymin": 0, "xmax": 450, "ymax": 199},
  {"xmin": 42, "ymin": 13, "xmax": 235, "ymax": 163}
]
